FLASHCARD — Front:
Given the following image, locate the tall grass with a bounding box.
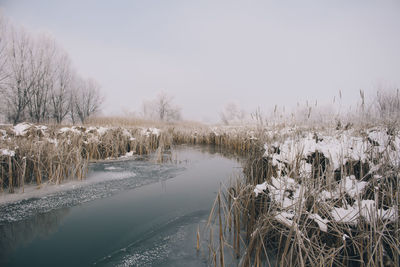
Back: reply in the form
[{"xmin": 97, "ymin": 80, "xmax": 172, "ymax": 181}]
[
  {"xmin": 1, "ymin": 117, "xmax": 398, "ymax": 266},
  {"xmin": 0, "ymin": 122, "xmax": 260, "ymax": 192},
  {"xmin": 207, "ymin": 125, "xmax": 399, "ymax": 266}
]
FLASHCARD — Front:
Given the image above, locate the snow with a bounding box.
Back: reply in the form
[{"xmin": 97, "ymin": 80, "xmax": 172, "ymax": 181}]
[
  {"xmin": 275, "ymin": 211, "xmax": 295, "ymax": 228},
  {"xmin": 97, "ymin": 127, "xmax": 109, "ymax": 135},
  {"xmin": 257, "ymin": 127, "xmax": 399, "ymax": 229},
  {"xmin": 264, "ymin": 130, "xmax": 378, "ymax": 172},
  {"xmin": 358, "ymin": 200, "xmax": 398, "ymax": 223},
  {"xmin": 122, "ymin": 129, "xmax": 132, "ymax": 138},
  {"xmin": 308, "ymin": 213, "xmax": 329, "ymax": 232},
  {"xmin": 319, "ymin": 190, "xmax": 339, "ymax": 200},
  {"xmin": 341, "ymin": 175, "xmax": 368, "ymax": 198},
  {"xmin": 119, "ymin": 151, "xmax": 135, "ymax": 159},
  {"xmin": 13, "ymin": 123, "xmax": 32, "ymax": 136},
  {"xmin": 0, "ymin": 129, "xmax": 7, "ymax": 140},
  {"xmin": 0, "ymin": 148, "xmax": 15, "ymax": 157},
  {"xmin": 331, "ymin": 206, "xmax": 359, "ymax": 224},
  {"xmin": 47, "ymin": 138, "xmax": 58, "ymax": 146},
  {"xmin": 105, "ymin": 166, "xmax": 118, "ymax": 170},
  {"xmin": 59, "ymin": 127, "xmax": 82, "ymax": 134},
  {"xmin": 86, "ymin": 126, "xmax": 109, "ymax": 135},
  {"xmin": 254, "ymin": 182, "xmax": 267, "ymax": 197},
  {"xmin": 142, "ymin": 128, "xmax": 161, "ymax": 137},
  {"xmin": 264, "ymin": 176, "xmax": 301, "ymax": 209},
  {"xmin": 331, "ymin": 200, "xmax": 398, "ymax": 225}
]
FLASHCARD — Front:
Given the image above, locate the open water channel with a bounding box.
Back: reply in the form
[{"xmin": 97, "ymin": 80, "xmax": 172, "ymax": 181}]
[{"xmin": 0, "ymin": 146, "xmax": 242, "ymax": 266}]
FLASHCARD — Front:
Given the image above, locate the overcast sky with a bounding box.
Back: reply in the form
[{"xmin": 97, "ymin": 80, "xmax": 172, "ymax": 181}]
[{"xmin": 1, "ymin": 0, "xmax": 400, "ymax": 122}]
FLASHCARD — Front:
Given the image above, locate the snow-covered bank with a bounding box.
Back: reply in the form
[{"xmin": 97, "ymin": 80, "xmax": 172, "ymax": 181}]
[
  {"xmin": 213, "ymin": 125, "xmax": 400, "ymax": 266},
  {"xmin": 255, "ymin": 127, "xmax": 399, "ymax": 226},
  {"xmin": 0, "ymin": 122, "xmax": 261, "ymax": 193}
]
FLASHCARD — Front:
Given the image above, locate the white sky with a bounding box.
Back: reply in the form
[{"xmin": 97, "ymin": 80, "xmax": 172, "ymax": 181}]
[{"xmin": 1, "ymin": 0, "xmax": 400, "ymax": 122}]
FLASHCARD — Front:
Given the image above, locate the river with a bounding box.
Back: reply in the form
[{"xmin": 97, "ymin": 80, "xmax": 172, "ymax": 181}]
[{"xmin": 0, "ymin": 146, "xmax": 242, "ymax": 266}]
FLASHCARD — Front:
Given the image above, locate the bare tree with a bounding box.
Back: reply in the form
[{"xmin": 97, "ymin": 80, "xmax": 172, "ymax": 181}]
[
  {"xmin": 0, "ymin": 13, "xmax": 9, "ymax": 86},
  {"xmin": 142, "ymin": 91, "xmax": 181, "ymax": 121},
  {"xmin": 72, "ymin": 78, "xmax": 103, "ymax": 124},
  {"xmin": 1, "ymin": 25, "xmax": 39, "ymax": 124},
  {"xmin": 376, "ymin": 88, "xmax": 400, "ymax": 122},
  {"xmin": 50, "ymin": 50, "xmax": 74, "ymax": 124},
  {"xmin": 220, "ymin": 102, "xmax": 246, "ymax": 125},
  {"xmin": 27, "ymin": 35, "xmax": 57, "ymax": 123},
  {"xmin": 0, "ymin": 14, "xmax": 103, "ymax": 125}
]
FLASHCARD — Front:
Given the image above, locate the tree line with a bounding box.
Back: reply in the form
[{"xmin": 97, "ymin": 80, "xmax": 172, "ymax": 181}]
[{"xmin": 0, "ymin": 14, "xmax": 102, "ymax": 125}]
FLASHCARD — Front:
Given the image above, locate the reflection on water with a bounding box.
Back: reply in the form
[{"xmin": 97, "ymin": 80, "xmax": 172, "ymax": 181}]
[
  {"xmin": 0, "ymin": 208, "xmax": 70, "ymax": 262},
  {"xmin": 0, "ymin": 146, "xmax": 242, "ymax": 267}
]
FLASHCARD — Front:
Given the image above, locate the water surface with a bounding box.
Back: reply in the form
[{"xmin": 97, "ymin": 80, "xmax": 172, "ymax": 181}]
[{"xmin": 0, "ymin": 146, "xmax": 241, "ymax": 266}]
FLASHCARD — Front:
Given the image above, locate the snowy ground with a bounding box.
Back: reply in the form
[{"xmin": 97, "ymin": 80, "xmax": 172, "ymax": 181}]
[{"xmin": 255, "ymin": 126, "xmax": 399, "ymax": 230}]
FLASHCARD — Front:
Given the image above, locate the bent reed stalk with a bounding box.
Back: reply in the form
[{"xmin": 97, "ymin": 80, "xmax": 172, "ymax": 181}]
[
  {"xmin": 1, "ymin": 121, "xmax": 398, "ymax": 267},
  {"xmin": 206, "ymin": 125, "xmax": 399, "ymax": 267},
  {"xmin": 0, "ymin": 122, "xmax": 260, "ymax": 192}
]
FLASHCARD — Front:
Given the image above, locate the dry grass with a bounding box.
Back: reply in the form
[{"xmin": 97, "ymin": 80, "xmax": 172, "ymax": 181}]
[
  {"xmin": 0, "ymin": 121, "xmax": 259, "ymax": 192},
  {"xmin": 207, "ymin": 125, "xmax": 399, "ymax": 266},
  {"xmin": 1, "ymin": 118, "xmax": 399, "ymax": 267}
]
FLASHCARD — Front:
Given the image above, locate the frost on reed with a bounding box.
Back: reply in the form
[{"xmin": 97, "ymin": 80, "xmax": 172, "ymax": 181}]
[
  {"xmin": 0, "ymin": 123, "xmax": 164, "ymax": 192},
  {"xmin": 208, "ymin": 125, "xmax": 399, "ymax": 267},
  {"xmin": 0, "ymin": 122, "xmax": 260, "ymax": 193}
]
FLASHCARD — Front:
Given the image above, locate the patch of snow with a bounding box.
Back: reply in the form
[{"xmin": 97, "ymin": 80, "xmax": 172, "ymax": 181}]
[
  {"xmin": 13, "ymin": 123, "xmax": 31, "ymax": 136},
  {"xmin": 96, "ymin": 127, "xmax": 109, "ymax": 135},
  {"xmin": 0, "ymin": 148, "xmax": 15, "ymax": 157},
  {"xmin": 341, "ymin": 175, "xmax": 368, "ymax": 198},
  {"xmin": 308, "ymin": 213, "xmax": 329, "ymax": 232},
  {"xmin": 319, "ymin": 190, "xmax": 339, "ymax": 200},
  {"xmin": 275, "ymin": 211, "xmax": 295, "ymax": 228},
  {"xmin": 331, "ymin": 200, "xmax": 398, "ymax": 224},
  {"xmin": 47, "ymin": 138, "xmax": 58, "ymax": 146},
  {"xmin": 267, "ymin": 176, "xmax": 301, "ymax": 209},
  {"xmin": 59, "ymin": 127, "xmax": 81, "ymax": 134},
  {"xmin": 85, "ymin": 126, "xmax": 109, "ymax": 135},
  {"xmin": 254, "ymin": 182, "xmax": 267, "ymax": 197},
  {"xmin": 331, "ymin": 206, "xmax": 359, "ymax": 225},
  {"xmin": 105, "ymin": 166, "xmax": 118, "ymax": 170},
  {"xmin": 119, "ymin": 151, "xmax": 135, "ymax": 159},
  {"xmin": 0, "ymin": 129, "xmax": 7, "ymax": 139},
  {"xmin": 142, "ymin": 128, "xmax": 160, "ymax": 137},
  {"xmin": 359, "ymin": 200, "xmax": 398, "ymax": 223},
  {"xmin": 122, "ymin": 129, "xmax": 132, "ymax": 138}
]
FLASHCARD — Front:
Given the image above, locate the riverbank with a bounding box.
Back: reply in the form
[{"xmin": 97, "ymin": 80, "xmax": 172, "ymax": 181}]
[
  {"xmin": 0, "ymin": 122, "xmax": 258, "ymax": 193},
  {"xmin": 1, "ymin": 121, "xmax": 399, "ymax": 266},
  {"xmin": 208, "ymin": 125, "xmax": 399, "ymax": 266},
  {"xmin": 0, "ymin": 146, "xmax": 241, "ymax": 266}
]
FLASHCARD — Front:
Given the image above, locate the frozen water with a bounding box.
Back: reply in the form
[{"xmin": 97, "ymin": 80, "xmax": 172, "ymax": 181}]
[{"xmin": 0, "ymin": 158, "xmax": 184, "ymax": 225}]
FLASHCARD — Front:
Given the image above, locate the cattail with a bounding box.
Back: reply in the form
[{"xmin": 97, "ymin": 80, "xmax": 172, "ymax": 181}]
[{"xmin": 196, "ymin": 225, "xmax": 200, "ymax": 251}]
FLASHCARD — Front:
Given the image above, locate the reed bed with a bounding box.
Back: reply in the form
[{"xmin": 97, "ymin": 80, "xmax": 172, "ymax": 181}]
[
  {"xmin": 0, "ymin": 123, "xmax": 166, "ymax": 192},
  {"xmin": 0, "ymin": 122, "xmax": 260, "ymax": 192},
  {"xmin": 1, "ymin": 121, "xmax": 399, "ymax": 267},
  {"xmin": 207, "ymin": 125, "xmax": 399, "ymax": 266}
]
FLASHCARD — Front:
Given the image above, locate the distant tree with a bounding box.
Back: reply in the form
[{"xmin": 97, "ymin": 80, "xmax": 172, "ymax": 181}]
[
  {"xmin": 26, "ymin": 35, "xmax": 57, "ymax": 123},
  {"xmin": 1, "ymin": 26, "xmax": 39, "ymax": 124},
  {"xmin": 142, "ymin": 91, "xmax": 181, "ymax": 121},
  {"xmin": 50, "ymin": 51, "xmax": 74, "ymax": 124},
  {"xmin": 376, "ymin": 88, "xmax": 400, "ymax": 122},
  {"xmin": 0, "ymin": 13, "xmax": 104, "ymax": 125},
  {"xmin": 0, "ymin": 13, "xmax": 9, "ymax": 86},
  {"xmin": 220, "ymin": 102, "xmax": 246, "ymax": 125},
  {"xmin": 72, "ymin": 78, "xmax": 103, "ymax": 124}
]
